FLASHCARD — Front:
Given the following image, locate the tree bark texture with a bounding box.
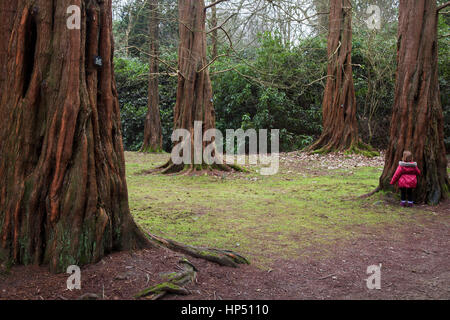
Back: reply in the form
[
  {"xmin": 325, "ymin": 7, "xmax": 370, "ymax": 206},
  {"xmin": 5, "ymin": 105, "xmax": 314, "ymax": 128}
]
[
  {"xmin": 309, "ymin": 0, "xmax": 361, "ymax": 153},
  {"xmin": 160, "ymin": 0, "xmax": 225, "ymax": 174},
  {"xmin": 379, "ymin": 0, "xmax": 449, "ymax": 204},
  {"xmin": 141, "ymin": 0, "xmax": 163, "ymax": 153},
  {"xmin": 0, "ymin": 1, "xmax": 18, "ymax": 96},
  {"xmin": 0, "ymin": 0, "xmax": 149, "ymax": 273}
]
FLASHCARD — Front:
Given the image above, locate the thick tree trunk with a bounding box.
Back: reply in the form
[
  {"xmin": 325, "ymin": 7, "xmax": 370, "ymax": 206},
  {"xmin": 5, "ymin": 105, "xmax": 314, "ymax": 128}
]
[
  {"xmin": 0, "ymin": 0, "xmax": 149, "ymax": 273},
  {"xmin": 379, "ymin": 0, "xmax": 449, "ymax": 205},
  {"xmin": 160, "ymin": 0, "xmax": 230, "ymax": 174},
  {"xmin": 141, "ymin": 0, "xmax": 163, "ymax": 153},
  {"xmin": 309, "ymin": 0, "xmax": 363, "ymax": 154}
]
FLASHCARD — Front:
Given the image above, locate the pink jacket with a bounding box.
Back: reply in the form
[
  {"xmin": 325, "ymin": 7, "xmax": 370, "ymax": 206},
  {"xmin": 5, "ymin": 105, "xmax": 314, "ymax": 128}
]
[{"xmin": 390, "ymin": 162, "xmax": 421, "ymax": 189}]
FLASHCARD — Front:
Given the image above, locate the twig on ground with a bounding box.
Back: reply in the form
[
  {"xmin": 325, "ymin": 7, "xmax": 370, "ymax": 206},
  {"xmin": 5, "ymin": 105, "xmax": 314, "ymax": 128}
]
[{"xmin": 318, "ymin": 274, "xmax": 336, "ymax": 280}]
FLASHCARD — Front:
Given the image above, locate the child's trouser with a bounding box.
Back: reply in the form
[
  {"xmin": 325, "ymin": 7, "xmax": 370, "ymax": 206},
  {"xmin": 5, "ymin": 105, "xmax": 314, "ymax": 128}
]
[{"xmin": 400, "ymin": 188, "xmax": 413, "ymax": 202}]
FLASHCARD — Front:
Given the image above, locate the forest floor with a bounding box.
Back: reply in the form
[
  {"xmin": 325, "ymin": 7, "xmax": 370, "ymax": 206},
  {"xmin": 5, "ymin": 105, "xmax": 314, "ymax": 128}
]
[{"xmin": 0, "ymin": 151, "xmax": 449, "ymax": 300}]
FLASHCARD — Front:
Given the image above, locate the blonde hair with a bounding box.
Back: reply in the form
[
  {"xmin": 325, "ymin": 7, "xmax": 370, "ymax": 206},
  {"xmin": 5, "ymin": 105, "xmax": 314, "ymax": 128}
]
[{"xmin": 402, "ymin": 151, "xmax": 413, "ymax": 162}]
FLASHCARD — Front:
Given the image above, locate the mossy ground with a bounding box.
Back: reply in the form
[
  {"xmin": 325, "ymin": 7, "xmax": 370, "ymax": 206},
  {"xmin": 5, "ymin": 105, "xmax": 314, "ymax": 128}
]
[{"xmin": 125, "ymin": 152, "xmax": 448, "ymax": 269}]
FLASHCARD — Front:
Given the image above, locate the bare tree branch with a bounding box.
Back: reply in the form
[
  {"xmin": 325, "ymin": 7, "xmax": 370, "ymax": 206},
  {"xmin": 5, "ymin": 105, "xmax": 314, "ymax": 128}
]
[
  {"xmin": 205, "ymin": 0, "xmax": 229, "ymax": 11},
  {"xmin": 207, "ymin": 13, "xmax": 236, "ymax": 34},
  {"xmin": 437, "ymin": 1, "xmax": 450, "ymax": 12}
]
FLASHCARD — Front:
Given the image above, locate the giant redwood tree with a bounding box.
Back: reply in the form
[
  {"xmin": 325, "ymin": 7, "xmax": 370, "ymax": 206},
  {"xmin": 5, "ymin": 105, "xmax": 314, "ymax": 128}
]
[
  {"xmin": 141, "ymin": 0, "xmax": 163, "ymax": 153},
  {"xmin": 0, "ymin": 0, "xmax": 150, "ymax": 273},
  {"xmin": 159, "ymin": 0, "xmax": 231, "ymax": 174},
  {"xmin": 309, "ymin": 0, "xmax": 369, "ymax": 154},
  {"xmin": 379, "ymin": 0, "xmax": 449, "ymax": 204}
]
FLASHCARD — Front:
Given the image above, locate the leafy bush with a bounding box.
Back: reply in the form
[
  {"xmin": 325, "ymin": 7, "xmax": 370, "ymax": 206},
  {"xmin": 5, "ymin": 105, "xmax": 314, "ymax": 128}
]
[
  {"xmin": 212, "ymin": 32, "xmax": 326, "ymax": 152},
  {"xmin": 115, "ymin": 58, "xmax": 148, "ymax": 151},
  {"xmin": 115, "ymin": 56, "xmax": 177, "ymax": 151}
]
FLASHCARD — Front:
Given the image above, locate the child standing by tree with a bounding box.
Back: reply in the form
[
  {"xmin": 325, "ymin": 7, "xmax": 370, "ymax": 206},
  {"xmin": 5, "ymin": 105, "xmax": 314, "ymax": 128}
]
[{"xmin": 390, "ymin": 151, "xmax": 421, "ymax": 207}]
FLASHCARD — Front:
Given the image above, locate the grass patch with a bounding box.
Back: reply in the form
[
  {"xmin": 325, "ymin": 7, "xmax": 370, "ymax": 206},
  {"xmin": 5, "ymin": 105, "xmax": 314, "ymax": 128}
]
[{"xmin": 125, "ymin": 152, "xmax": 446, "ymax": 269}]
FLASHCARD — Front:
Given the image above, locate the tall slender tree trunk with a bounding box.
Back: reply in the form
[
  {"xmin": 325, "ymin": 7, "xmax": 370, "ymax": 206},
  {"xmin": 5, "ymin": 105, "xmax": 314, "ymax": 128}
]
[
  {"xmin": 0, "ymin": 0, "xmax": 149, "ymax": 273},
  {"xmin": 379, "ymin": 0, "xmax": 449, "ymax": 205},
  {"xmin": 309, "ymin": 0, "xmax": 363, "ymax": 154},
  {"xmin": 141, "ymin": 0, "xmax": 163, "ymax": 153},
  {"xmin": 210, "ymin": 4, "xmax": 218, "ymax": 59},
  {"xmin": 124, "ymin": 5, "xmax": 135, "ymax": 58}
]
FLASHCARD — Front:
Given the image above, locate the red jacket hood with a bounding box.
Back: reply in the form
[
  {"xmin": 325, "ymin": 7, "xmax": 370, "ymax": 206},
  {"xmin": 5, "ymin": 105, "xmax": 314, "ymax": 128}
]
[
  {"xmin": 390, "ymin": 162, "xmax": 421, "ymax": 189},
  {"xmin": 400, "ymin": 162, "xmax": 419, "ymax": 174}
]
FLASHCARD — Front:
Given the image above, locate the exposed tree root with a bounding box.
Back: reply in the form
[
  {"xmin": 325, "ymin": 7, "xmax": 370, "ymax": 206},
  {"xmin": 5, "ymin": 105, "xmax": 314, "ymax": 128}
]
[
  {"xmin": 360, "ymin": 186, "xmax": 381, "ymax": 198},
  {"xmin": 133, "ymin": 232, "xmax": 249, "ymax": 299},
  {"xmin": 214, "ymin": 163, "xmax": 248, "ymax": 173},
  {"xmin": 344, "ymin": 142, "xmax": 380, "ymax": 158},
  {"xmin": 145, "ymin": 160, "xmax": 247, "ymax": 176},
  {"xmin": 147, "ymin": 232, "xmax": 250, "ymax": 268},
  {"xmin": 135, "ymin": 258, "xmax": 197, "ymax": 300},
  {"xmin": 308, "ymin": 140, "xmax": 379, "ymax": 158},
  {"xmin": 160, "ymin": 162, "xmax": 186, "ymax": 174},
  {"xmin": 139, "ymin": 146, "xmax": 164, "ymax": 154}
]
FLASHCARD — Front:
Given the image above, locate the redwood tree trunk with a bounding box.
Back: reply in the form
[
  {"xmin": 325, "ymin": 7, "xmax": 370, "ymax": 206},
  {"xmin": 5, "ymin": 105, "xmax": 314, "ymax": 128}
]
[
  {"xmin": 0, "ymin": 1, "xmax": 17, "ymax": 96},
  {"xmin": 161, "ymin": 0, "xmax": 224, "ymax": 174},
  {"xmin": 0, "ymin": 0, "xmax": 149, "ymax": 273},
  {"xmin": 309, "ymin": 0, "xmax": 361, "ymax": 153},
  {"xmin": 141, "ymin": 0, "xmax": 163, "ymax": 153},
  {"xmin": 379, "ymin": 0, "xmax": 449, "ymax": 205}
]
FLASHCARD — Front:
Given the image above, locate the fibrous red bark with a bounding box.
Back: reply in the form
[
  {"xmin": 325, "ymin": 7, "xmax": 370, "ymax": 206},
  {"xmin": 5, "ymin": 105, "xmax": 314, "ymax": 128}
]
[
  {"xmin": 379, "ymin": 0, "xmax": 449, "ymax": 204},
  {"xmin": 141, "ymin": 0, "xmax": 163, "ymax": 153},
  {"xmin": 0, "ymin": 1, "xmax": 17, "ymax": 96},
  {"xmin": 160, "ymin": 0, "xmax": 231, "ymax": 174},
  {"xmin": 309, "ymin": 0, "xmax": 363, "ymax": 153},
  {"xmin": 0, "ymin": 0, "xmax": 149, "ymax": 273}
]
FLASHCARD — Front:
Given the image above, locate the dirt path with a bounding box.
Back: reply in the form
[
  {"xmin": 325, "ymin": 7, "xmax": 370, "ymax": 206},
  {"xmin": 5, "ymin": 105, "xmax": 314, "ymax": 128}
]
[{"xmin": 1, "ymin": 200, "xmax": 448, "ymax": 300}]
